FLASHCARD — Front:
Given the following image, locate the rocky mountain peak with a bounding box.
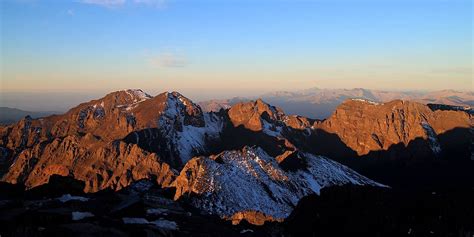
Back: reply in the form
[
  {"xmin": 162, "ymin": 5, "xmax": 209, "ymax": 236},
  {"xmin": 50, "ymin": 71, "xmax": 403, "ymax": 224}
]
[
  {"xmin": 83, "ymin": 89, "xmax": 153, "ymax": 112},
  {"xmin": 228, "ymin": 99, "xmax": 285, "ymax": 131},
  {"xmin": 113, "ymin": 89, "xmax": 151, "ymax": 102},
  {"xmin": 316, "ymin": 99, "xmax": 471, "ymax": 159},
  {"xmin": 163, "ymin": 91, "xmax": 205, "ymax": 127},
  {"xmin": 0, "ymin": 90, "xmax": 219, "ymax": 192}
]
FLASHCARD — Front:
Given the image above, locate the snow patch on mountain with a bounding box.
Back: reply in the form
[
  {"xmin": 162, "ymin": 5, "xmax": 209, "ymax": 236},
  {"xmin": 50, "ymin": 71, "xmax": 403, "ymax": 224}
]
[
  {"xmin": 123, "ymin": 89, "xmax": 152, "ymax": 102},
  {"xmin": 174, "ymin": 147, "xmax": 385, "ymax": 220},
  {"xmin": 57, "ymin": 194, "xmax": 89, "ymax": 203},
  {"xmin": 122, "ymin": 217, "xmax": 178, "ymax": 230},
  {"xmin": 159, "ymin": 92, "xmax": 224, "ymax": 164},
  {"xmin": 262, "ymin": 119, "xmax": 283, "ymax": 137},
  {"xmin": 421, "ymin": 122, "xmax": 441, "ymax": 155},
  {"xmin": 72, "ymin": 211, "xmax": 94, "ymax": 221},
  {"xmin": 290, "ymin": 152, "xmax": 387, "ymax": 195},
  {"xmin": 176, "ymin": 113, "xmax": 223, "ymax": 162},
  {"xmin": 116, "ymin": 89, "xmax": 153, "ymax": 111}
]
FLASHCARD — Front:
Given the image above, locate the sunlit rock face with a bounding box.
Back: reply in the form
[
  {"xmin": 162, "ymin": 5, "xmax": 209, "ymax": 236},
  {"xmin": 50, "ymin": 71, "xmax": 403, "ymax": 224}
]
[
  {"xmin": 315, "ymin": 99, "xmax": 472, "ymax": 159},
  {"xmin": 0, "ymin": 90, "xmax": 223, "ymax": 192}
]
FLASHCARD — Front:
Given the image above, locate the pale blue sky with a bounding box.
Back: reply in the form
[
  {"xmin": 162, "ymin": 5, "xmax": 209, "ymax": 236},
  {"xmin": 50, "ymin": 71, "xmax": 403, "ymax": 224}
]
[{"xmin": 0, "ymin": 0, "xmax": 472, "ymax": 109}]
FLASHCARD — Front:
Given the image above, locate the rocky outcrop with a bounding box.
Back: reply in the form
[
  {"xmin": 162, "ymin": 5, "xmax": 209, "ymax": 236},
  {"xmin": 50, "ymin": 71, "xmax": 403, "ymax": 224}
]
[
  {"xmin": 3, "ymin": 136, "xmax": 175, "ymax": 192},
  {"xmin": 226, "ymin": 99, "xmax": 315, "ymax": 133},
  {"xmin": 224, "ymin": 210, "xmax": 284, "ymax": 226},
  {"xmin": 228, "ymin": 99, "xmax": 285, "ymax": 132},
  {"xmin": 282, "ymin": 115, "xmax": 314, "ymax": 130},
  {"xmin": 222, "ymin": 99, "xmax": 315, "ymax": 165}
]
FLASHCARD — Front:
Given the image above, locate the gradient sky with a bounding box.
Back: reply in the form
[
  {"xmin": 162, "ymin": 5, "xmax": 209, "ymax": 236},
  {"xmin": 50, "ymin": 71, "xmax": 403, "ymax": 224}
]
[{"xmin": 0, "ymin": 0, "xmax": 473, "ymax": 110}]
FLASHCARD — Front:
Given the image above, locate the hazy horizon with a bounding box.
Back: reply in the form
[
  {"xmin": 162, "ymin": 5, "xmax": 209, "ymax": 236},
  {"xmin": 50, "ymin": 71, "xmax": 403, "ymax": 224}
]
[{"xmin": 1, "ymin": 86, "xmax": 472, "ymax": 112}]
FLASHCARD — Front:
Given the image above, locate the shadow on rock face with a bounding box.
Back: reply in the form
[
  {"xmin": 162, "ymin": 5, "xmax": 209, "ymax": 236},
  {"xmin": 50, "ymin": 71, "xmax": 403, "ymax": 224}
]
[
  {"xmin": 284, "ymin": 185, "xmax": 474, "ymax": 237},
  {"xmin": 25, "ymin": 175, "xmax": 86, "ymax": 199},
  {"xmin": 306, "ymin": 127, "xmax": 474, "ymax": 190}
]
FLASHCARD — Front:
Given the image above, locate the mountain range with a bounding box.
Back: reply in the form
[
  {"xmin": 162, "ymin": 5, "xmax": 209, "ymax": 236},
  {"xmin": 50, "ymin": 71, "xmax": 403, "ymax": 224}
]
[
  {"xmin": 199, "ymin": 88, "xmax": 473, "ymax": 119},
  {"xmin": 0, "ymin": 89, "xmax": 472, "ymax": 235},
  {"xmin": 2, "ymin": 88, "xmax": 471, "ymax": 125}
]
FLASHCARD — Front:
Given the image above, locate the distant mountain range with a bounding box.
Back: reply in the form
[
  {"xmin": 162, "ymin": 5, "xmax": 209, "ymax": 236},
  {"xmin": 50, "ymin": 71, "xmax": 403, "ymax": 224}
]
[
  {"xmin": 0, "ymin": 89, "xmax": 472, "ymax": 231},
  {"xmin": 0, "ymin": 107, "xmax": 58, "ymax": 125},
  {"xmin": 2, "ymin": 88, "xmax": 471, "ymax": 125},
  {"xmin": 199, "ymin": 88, "xmax": 473, "ymax": 119}
]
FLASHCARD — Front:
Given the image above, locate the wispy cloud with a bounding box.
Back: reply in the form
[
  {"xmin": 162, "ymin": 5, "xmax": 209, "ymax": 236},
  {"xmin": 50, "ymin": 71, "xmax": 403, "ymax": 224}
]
[
  {"xmin": 149, "ymin": 51, "xmax": 189, "ymax": 68},
  {"xmin": 79, "ymin": 0, "xmax": 166, "ymax": 8},
  {"xmin": 67, "ymin": 9, "xmax": 75, "ymax": 15},
  {"xmin": 134, "ymin": 0, "xmax": 167, "ymax": 9},
  {"xmin": 79, "ymin": 0, "xmax": 126, "ymax": 8}
]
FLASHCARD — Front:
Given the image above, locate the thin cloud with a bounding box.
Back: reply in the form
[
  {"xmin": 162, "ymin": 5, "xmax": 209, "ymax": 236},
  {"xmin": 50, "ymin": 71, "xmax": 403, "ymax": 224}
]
[
  {"xmin": 79, "ymin": 0, "xmax": 166, "ymax": 8},
  {"xmin": 80, "ymin": 0, "xmax": 126, "ymax": 8},
  {"xmin": 134, "ymin": 0, "xmax": 167, "ymax": 9},
  {"xmin": 149, "ymin": 52, "xmax": 189, "ymax": 68},
  {"xmin": 67, "ymin": 9, "xmax": 75, "ymax": 15}
]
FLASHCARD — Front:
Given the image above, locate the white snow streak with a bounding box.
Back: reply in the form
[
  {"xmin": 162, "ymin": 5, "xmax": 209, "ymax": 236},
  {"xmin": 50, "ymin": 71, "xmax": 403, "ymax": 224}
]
[{"xmin": 57, "ymin": 194, "xmax": 89, "ymax": 203}]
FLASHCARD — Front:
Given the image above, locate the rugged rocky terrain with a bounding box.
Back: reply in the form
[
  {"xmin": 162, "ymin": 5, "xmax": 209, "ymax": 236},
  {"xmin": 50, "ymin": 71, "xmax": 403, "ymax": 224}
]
[
  {"xmin": 0, "ymin": 90, "xmax": 222, "ymax": 192},
  {"xmin": 0, "ymin": 89, "xmax": 383, "ymax": 224},
  {"xmin": 0, "ymin": 89, "xmax": 472, "ymax": 235}
]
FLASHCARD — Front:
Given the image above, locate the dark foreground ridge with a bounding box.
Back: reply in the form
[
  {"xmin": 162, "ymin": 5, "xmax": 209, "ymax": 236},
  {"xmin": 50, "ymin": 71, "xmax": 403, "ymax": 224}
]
[
  {"xmin": 285, "ymin": 185, "xmax": 474, "ymax": 237},
  {"xmin": 1, "ymin": 176, "xmax": 473, "ymax": 237},
  {"xmin": 0, "ymin": 175, "xmax": 278, "ymax": 237}
]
